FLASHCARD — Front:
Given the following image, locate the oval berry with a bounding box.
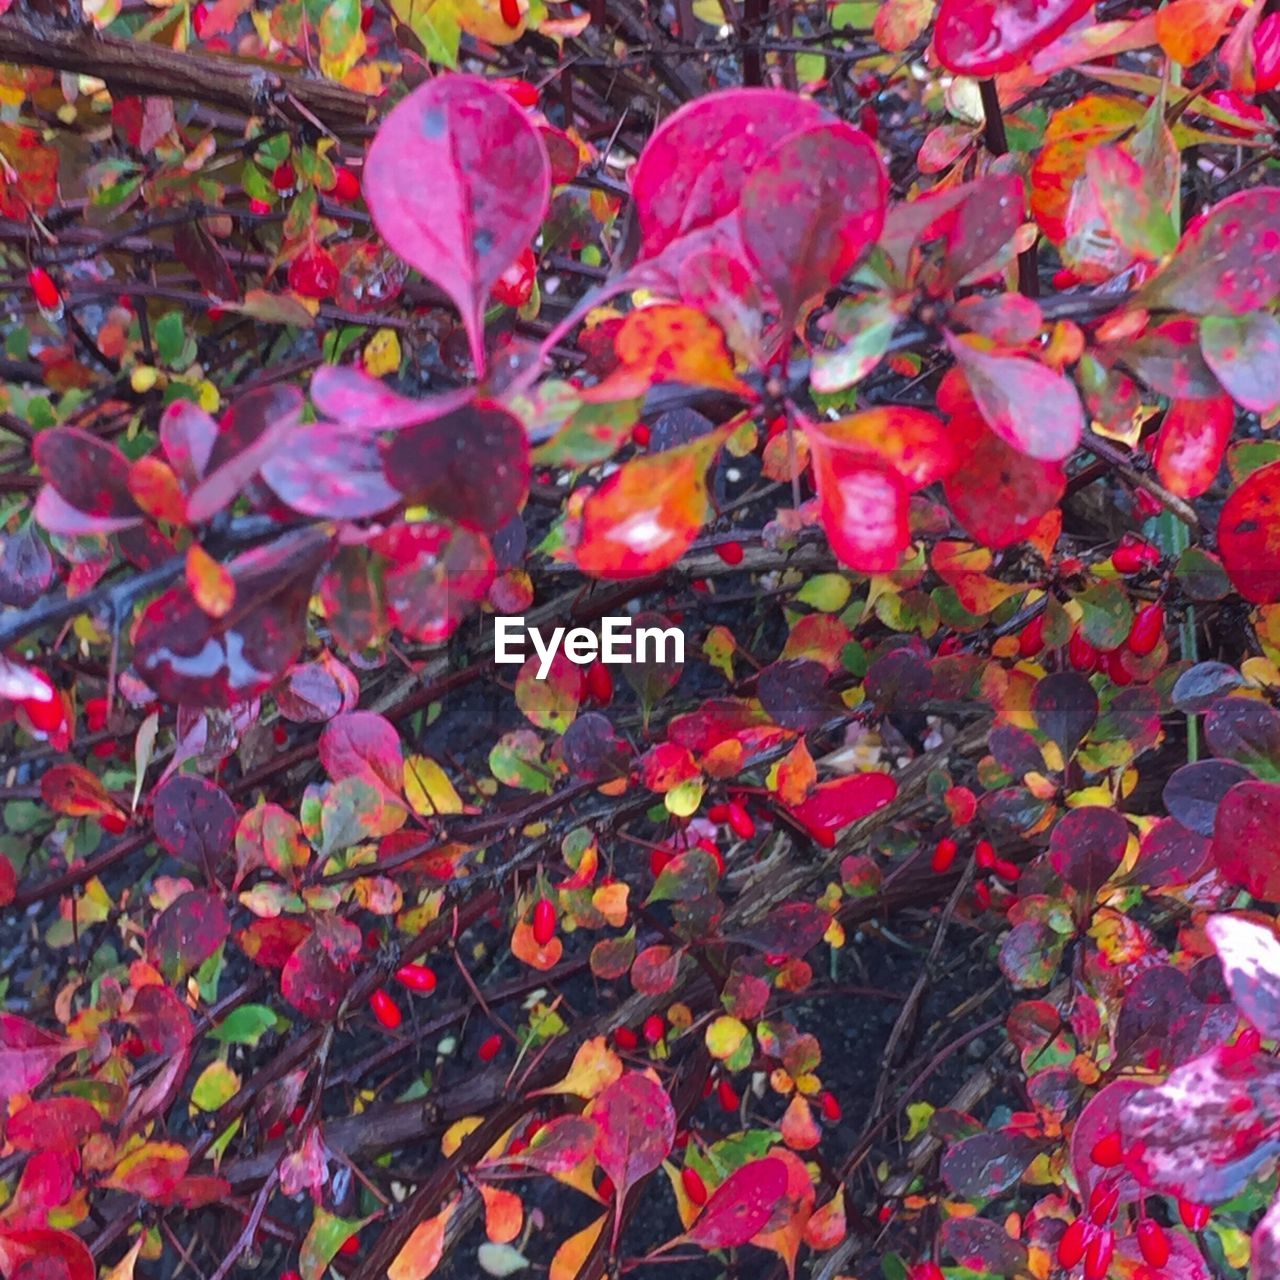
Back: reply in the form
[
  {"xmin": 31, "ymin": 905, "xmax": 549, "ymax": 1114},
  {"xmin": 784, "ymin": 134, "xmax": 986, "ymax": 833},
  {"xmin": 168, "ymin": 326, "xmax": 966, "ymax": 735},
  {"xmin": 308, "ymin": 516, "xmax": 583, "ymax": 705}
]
[
  {"xmin": 1057, "ymin": 1218, "xmax": 1087, "ymax": 1269},
  {"xmin": 680, "ymin": 1165, "xmax": 707, "ymax": 1206},
  {"xmin": 1069, "ymin": 629, "xmax": 1099, "ymax": 673},
  {"xmin": 326, "ymin": 165, "xmax": 361, "ymax": 202},
  {"xmin": 931, "ymin": 837, "xmax": 958, "ymax": 873},
  {"xmin": 1178, "ymin": 1197, "xmax": 1211, "ymax": 1230},
  {"xmin": 27, "ymin": 267, "xmax": 60, "ymax": 312},
  {"xmin": 1112, "ymin": 536, "xmax": 1159, "ymax": 574},
  {"xmin": 395, "ymin": 963, "xmax": 437, "ymax": 994},
  {"xmin": 586, "ymin": 661, "xmax": 613, "ymax": 706},
  {"xmin": 632, "ymin": 423, "xmax": 651, "ymax": 448},
  {"xmin": 492, "ymin": 246, "xmax": 536, "ymax": 307},
  {"xmin": 716, "ymin": 1078, "xmax": 740, "ymax": 1112},
  {"xmin": 614, "ymin": 1026, "xmax": 638, "ymax": 1050},
  {"xmin": 716, "ymin": 540, "xmax": 744, "ymax": 566},
  {"xmin": 532, "ymin": 897, "xmax": 556, "ymax": 947},
  {"xmin": 819, "ymin": 1091, "xmax": 842, "ymax": 1122},
  {"xmin": 370, "ymin": 988, "xmax": 401, "ymax": 1031},
  {"xmin": 337, "ymin": 1233, "xmax": 360, "ymax": 1257},
  {"xmin": 1127, "ymin": 602, "xmax": 1165, "ymax": 657},
  {"xmin": 271, "ymin": 161, "xmax": 296, "ymax": 192},
  {"xmin": 478, "ymin": 1033, "xmax": 503, "ymax": 1062},
  {"xmin": 642, "ymin": 1013, "xmax": 665, "ymax": 1044},
  {"xmin": 499, "ymin": 0, "xmax": 520, "ymax": 25},
  {"xmin": 1083, "ymin": 1227, "xmax": 1114, "ymax": 1280},
  {"xmin": 726, "ymin": 801, "xmax": 755, "ymax": 840},
  {"xmin": 1017, "ymin": 612, "xmax": 1045, "ymax": 658},
  {"xmin": 974, "ymin": 839, "xmax": 996, "ymax": 870},
  {"xmin": 1137, "ymin": 1219, "xmax": 1170, "ymax": 1267},
  {"xmin": 1088, "ymin": 1179, "xmax": 1119, "ymax": 1223}
]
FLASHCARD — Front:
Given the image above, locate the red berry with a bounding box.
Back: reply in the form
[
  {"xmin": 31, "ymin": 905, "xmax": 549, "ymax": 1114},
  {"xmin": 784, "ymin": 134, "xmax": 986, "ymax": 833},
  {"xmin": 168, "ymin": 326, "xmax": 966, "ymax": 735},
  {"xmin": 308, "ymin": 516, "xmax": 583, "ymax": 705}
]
[
  {"xmin": 1237, "ymin": 1025, "xmax": 1263, "ymax": 1055},
  {"xmin": 1106, "ymin": 648, "xmax": 1134, "ymax": 687},
  {"xmin": 855, "ymin": 74, "xmax": 878, "ymax": 98},
  {"xmin": 337, "ymin": 1233, "xmax": 360, "ymax": 1257},
  {"xmin": 586, "ymin": 662, "xmax": 613, "ymax": 706},
  {"xmin": 650, "ymin": 846, "xmax": 673, "ymax": 876},
  {"xmin": 632, "ymin": 423, "xmax": 651, "ymax": 448},
  {"xmin": 1058, "ymin": 1218, "xmax": 1088, "ymax": 1269},
  {"xmin": 28, "ymin": 266, "xmax": 60, "ymax": 312},
  {"xmin": 360, "ymin": 3, "xmax": 374, "ymax": 28},
  {"xmin": 1127, "ymin": 602, "xmax": 1165, "ymax": 657},
  {"xmin": 1137, "ymin": 1219, "xmax": 1170, "ymax": 1267},
  {"xmin": 614, "ymin": 1026, "xmax": 638, "ymax": 1050},
  {"xmin": 642, "ymin": 1013, "xmax": 665, "ymax": 1045},
  {"xmin": 1088, "ymin": 1180, "xmax": 1120, "ymax": 1223},
  {"xmin": 271, "ymin": 161, "xmax": 296, "ymax": 192},
  {"xmin": 974, "ymin": 839, "xmax": 996, "ymax": 870},
  {"xmin": 931, "ymin": 837, "xmax": 958, "ymax": 873},
  {"xmin": 909, "ymin": 1267, "xmax": 944, "ymax": 1280},
  {"xmin": 726, "ymin": 801, "xmax": 755, "ymax": 840},
  {"xmin": 532, "ymin": 896, "xmax": 556, "ymax": 947},
  {"xmin": 597, "ymin": 1173, "xmax": 615, "ymax": 1201},
  {"xmin": 1017, "ymin": 613, "xmax": 1045, "ymax": 657},
  {"xmin": 993, "ymin": 857, "xmax": 1021, "ymax": 883},
  {"xmin": 707, "ymin": 803, "xmax": 732, "ymax": 822},
  {"xmin": 101, "ymin": 812, "xmax": 128, "ymax": 835},
  {"xmin": 681, "ymin": 1165, "xmax": 707, "ymax": 1205},
  {"xmin": 479, "ymin": 1032, "xmax": 503, "ymax": 1062},
  {"xmin": 500, "ymin": 78, "xmax": 540, "ymax": 107},
  {"xmin": 370, "ymin": 988, "xmax": 401, "ymax": 1030},
  {"xmin": 192, "ymin": 1, "xmax": 209, "ymax": 34},
  {"xmin": 326, "ymin": 165, "xmax": 361, "ymax": 202},
  {"xmin": 22, "ymin": 690, "xmax": 65, "ymax": 733},
  {"xmin": 281, "ymin": 1272, "xmax": 302, "ymax": 1280},
  {"xmin": 1084, "ymin": 1227, "xmax": 1114, "ymax": 1280},
  {"xmin": 716, "ymin": 1078, "xmax": 740, "ymax": 1112},
  {"xmin": 1069, "ymin": 629, "xmax": 1099, "ymax": 673},
  {"xmin": 1178, "ymin": 1197, "xmax": 1210, "ymax": 1231},
  {"xmin": 492, "ymin": 246, "xmax": 536, "ymax": 307},
  {"xmin": 288, "ymin": 247, "xmax": 339, "ymax": 300},
  {"xmin": 267, "ymin": 1120, "xmax": 286, "ymax": 1139},
  {"xmin": 395, "ymin": 963, "xmax": 437, "ymax": 994},
  {"xmin": 696, "ymin": 838, "xmax": 725, "ymax": 875},
  {"xmin": 1112, "ymin": 536, "xmax": 1159, "ymax": 575},
  {"xmin": 1090, "ymin": 1132, "xmax": 1124, "ymax": 1167},
  {"xmin": 819, "ymin": 1091, "xmax": 842, "ymax": 1122},
  {"xmin": 859, "ymin": 105, "xmax": 880, "ymax": 139},
  {"xmin": 290, "ymin": 1104, "xmax": 306, "ymax": 1124},
  {"xmin": 716, "ymin": 540, "xmax": 745, "ymax": 566},
  {"xmin": 499, "ymin": 0, "xmax": 520, "ymax": 24},
  {"xmin": 248, "ymin": 198, "xmax": 271, "ymax": 215},
  {"xmin": 974, "ymin": 881, "xmax": 992, "ymax": 910}
]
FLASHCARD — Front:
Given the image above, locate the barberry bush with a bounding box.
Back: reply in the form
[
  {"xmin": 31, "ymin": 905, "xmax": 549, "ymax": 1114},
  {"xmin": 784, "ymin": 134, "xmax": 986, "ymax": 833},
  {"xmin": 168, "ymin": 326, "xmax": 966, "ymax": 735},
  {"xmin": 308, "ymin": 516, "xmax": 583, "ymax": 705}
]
[{"xmin": 1, "ymin": 0, "xmax": 1280, "ymax": 1277}]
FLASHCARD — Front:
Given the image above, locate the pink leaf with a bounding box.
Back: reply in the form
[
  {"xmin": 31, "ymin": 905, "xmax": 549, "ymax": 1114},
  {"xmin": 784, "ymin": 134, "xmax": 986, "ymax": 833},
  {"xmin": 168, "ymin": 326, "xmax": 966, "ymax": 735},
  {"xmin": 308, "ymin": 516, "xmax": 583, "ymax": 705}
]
[
  {"xmin": 934, "ymin": 0, "xmax": 1096, "ymax": 75},
  {"xmin": 685, "ymin": 1157, "xmax": 789, "ymax": 1248},
  {"xmin": 806, "ymin": 440, "xmax": 909, "ymax": 573},
  {"xmin": 364, "ymin": 76, "xmax": 550, "ymax": 375},
  {"xmin": 309, "ymin": 365, "xmax": 473, "ymax": 432},
  {"xmin": 0, "ymin": 1015, "xmax": 77, "ymax": 1103},
  {"xmin": 1207, "ymin": 914, "xmax": 1280, "ymax": 1041},
  {"xmin": 319, "ymin": 711, "xmax": 403, "ymax": 795},
  {"xmin": 591, "ymin": 1072, "xmax": 674, "ymax": 1245}
]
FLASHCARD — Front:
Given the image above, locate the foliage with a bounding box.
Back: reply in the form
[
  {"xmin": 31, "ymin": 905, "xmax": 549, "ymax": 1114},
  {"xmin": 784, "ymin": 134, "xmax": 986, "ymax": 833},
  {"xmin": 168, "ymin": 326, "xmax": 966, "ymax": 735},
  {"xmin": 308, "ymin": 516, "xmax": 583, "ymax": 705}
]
[{"xmin": 0, "ymin": 0, "xmax": 1279, "ymax": 1278}]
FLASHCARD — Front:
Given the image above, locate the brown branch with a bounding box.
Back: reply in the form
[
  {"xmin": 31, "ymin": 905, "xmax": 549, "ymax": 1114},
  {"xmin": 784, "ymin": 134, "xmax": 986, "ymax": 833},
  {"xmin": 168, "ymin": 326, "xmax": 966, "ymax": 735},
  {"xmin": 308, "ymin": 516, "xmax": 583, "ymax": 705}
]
[{"xmin": 0, "ymin": 15, "xmax": 376, "ymax": 137}]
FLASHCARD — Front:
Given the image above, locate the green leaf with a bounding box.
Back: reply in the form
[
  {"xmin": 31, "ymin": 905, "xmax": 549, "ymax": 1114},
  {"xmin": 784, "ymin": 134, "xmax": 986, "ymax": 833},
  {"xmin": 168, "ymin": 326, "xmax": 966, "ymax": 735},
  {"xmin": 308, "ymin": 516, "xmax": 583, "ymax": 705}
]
[
  {"xmin": 208, "ymin": 1003, "xmax": 283, "ymax": 1047},
  {"xmin": 155, "ymin": 312, "xmax": 185, "ymax": 366}
]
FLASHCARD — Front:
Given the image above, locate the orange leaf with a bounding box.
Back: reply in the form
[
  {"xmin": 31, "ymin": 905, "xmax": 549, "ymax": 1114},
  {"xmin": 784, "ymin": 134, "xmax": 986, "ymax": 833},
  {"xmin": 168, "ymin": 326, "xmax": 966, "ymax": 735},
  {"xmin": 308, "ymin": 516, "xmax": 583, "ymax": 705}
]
[
  {"xmin": 780, "ymin": 1095, "xmax": 821, "ymax": 1151},
  {"xmin": 549, "ymin": 1215, "xmax": 606, "ymax": 1280},
  {"xmin": 533, "ymin": 1035, "xmax": 624, "ymax": 1100},
  {"xmin": 816, "ymin": 407, "xmax": 957, "ymax": 489},
  {"xmin": 388, "ymin": 1198, "xmax": 456, "ymax": 1280},
  {"xmin": 1155, "ymin": 0, "xmax": 1234, "ymax": 66},
  {"xmin": 586, "ymin": 306, "xmax": 753, "ymax": 401},
  {"xmin": 479, "ymin": 1183, "xmax": 524, "ymax": 1244},
  {"xmin": 39, "ymin": 763, "xmax": 122, "ymax": 819},
  {"xmin": 186, "ymin": 543, "xmax": 235, "ymax": 618},
  {"xmin": 576, "ymin": 430, "xmax": 728, "ymax": 578},
  {"xmin": 512, "ymin": 919, "xmax": 564, "ymax": 971},
  {"xmin": 129, "ymin": 456, "xmax": 188, "ymax": 525}
]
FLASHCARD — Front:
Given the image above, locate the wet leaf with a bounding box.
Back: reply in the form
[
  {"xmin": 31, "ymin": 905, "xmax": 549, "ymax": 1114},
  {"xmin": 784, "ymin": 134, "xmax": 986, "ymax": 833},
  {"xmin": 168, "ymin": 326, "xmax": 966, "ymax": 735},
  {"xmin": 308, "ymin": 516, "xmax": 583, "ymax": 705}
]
[
  {"xmin": 934, "ymin": 0, "xmax": 1094, "ymax": 74},
  {"xmin": 0, "ymin": 1228, "xmax": 93, "ymax": 1280},
  {"xmin": 591, "ymin": 1073, "xmax": 675, "ymax": 1243},
  {"xmin": 577, "ymin": 431, "xmax": 726, "ymax": 577},
  {"xmin": 33, "ymin": 428, "xmax": 140, "ymax": 534},
  {"xmin": 382, "ymin": 401, "xmax": 529, "ymax": 533},
  {"xmin": 302, "ymin": 1210, "xmax": 374, "ymax": 1280},
  {"xmin": 1131, "ymin": 818, "xmax": 1210, "ymax": 887},
  {"xmin": 1201, "ymin": 312, "xmax": 1280, "ymax": 414},
  {"xmin": 738, "ymin": 121, "xmax": 886, "ymax": 327},
  {"xmin": 149, "ymin": 890, "xmax": 230, "ymax": 981},
  {"xmin": 785, "ymin": 772, "xmax": 897, "ymax": 843},
  {"xmin": 940, "ymin": 1215, "xmax": 1029, "ymax": 1276},
  {"xmin": 1212, "ymin": 780, "xmax": 1280, "ymax": 901},
  {"xmin": 364, "ymin": 75, "xmax": 550, "ymax": 371},
  {"xmin": 1048, "ymin": 806, "xmax": 1127, "ymax": 898},
  {"xmin": 1140, "ymin": 188, "xmax": 1280, "ymax": 316},
  {"xmin": 262, "ymin": 420, "xmax": 402, "ymax": 518},
  {"xmin": 1030, "ymin": 670, "xmax": 1098, "ymax": 759},
  {"xmin": 1204, "ymin": 697, "xmax": 1280, "ymax": 780},
  {"xmin": 1164, "ymin": 759, "xmax": 1251, "ymax": 836},
  {"xmin": 941, "ymin": 1131, "xmax": 1041, "ymax": 1198},
  {"xmin": 105, "ymin": 1141, "xmax": 189, "ymax": 1199},
  {"xmin": 1153, "ymin": 394, "xmax": 1234, "ymax": 499},
  {"xmin": 685, "ymin": 1156, "xmax": 789, "ymax": 1247},
  {"xmin": 806, "ymin": 440, "xmax": 909, "ymax": 574},
  {"xmin": 1206, "ymin": 914, "xmax": 1280, "ymax": 1040},
  {"xmin": 319, "ymin": 711, "xmax": 403, "ymax": 794}
]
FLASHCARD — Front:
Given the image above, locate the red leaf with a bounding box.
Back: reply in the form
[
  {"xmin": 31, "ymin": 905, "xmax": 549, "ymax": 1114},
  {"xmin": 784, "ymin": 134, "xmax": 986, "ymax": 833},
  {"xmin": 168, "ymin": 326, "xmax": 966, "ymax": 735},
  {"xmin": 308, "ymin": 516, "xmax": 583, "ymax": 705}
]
[
  {"xmin": 934, "ymin": 0, "xmax": 1095, "ymax": 75},
  {"xmin": 0, "ymin": 1015, "xmax": 77, "ymax": 1103},
  {"xmin": 39, "ymin": 764, "xmax": 120, "ymax": 819},
  {"xmin": 738, "ymin": 121, "xmax": 886, "ymax": 326},
  {"xmin": 631, "ymin": 88, "xmax": 829, "ymax": 268},
  {"xmin": 0, "ymin": 1228, "xmax": 93, "ymax": 1280},
  {"xmin": 133, "ymin": 527, "xmax": 331, "ymax": 707},
  {"xmin": 806, "ymin": 438, "xmax": 909, "ymax": 573},
  {"xmin": 1048, "ymin": 806, "xmax": 1128, "ymax": 897},
  {"xmin": 153, "ymin": 776, "xmax": 235, "ymax": 867},
  {"xmin": 372, "ymin": 522, "xmax": 494, "ymax": 645},
  {"xmin": 364, "ymin": 75, "xmax": 550, "ymax": 373},
  {"xmin": 1152, "ymin": 394, "xmax": 1233, "ymax": 499},
  {"xmin": 1211, "ymin": 780, "xmax": 1280, "ymax": 900},
  {"xmin": 786, "ymin": 772, "xmax": 897, "ymax": 842},
  {"xmin": 32, "ymin": 428, "xmax": 141, "ymax": 528},
  {"xmin": 319, "ymin": 711, "xmax": 403, "ymax": 794},
  {"xmin": 381, "ymin": 401, "xmax": 529, "ymax": 533},
  {"xmin": 0, "ymin": 125, "xmax": 58, "ymax": 217},
  {"xmin": 685, "ymin": 1157, "xmax": 789, "ymax": 1248},
  {"xmin": 6, "ymin": 1098, "xmax": 102, "ymax": 1152},
  {"xmin": 148, "ymin": 890, "xmax": 231, "ymax": 981},
  {"xmin": 1219, "ymin": 462, "xmax": 1280, "ymax": 604},
  {"xmin": 590, "ymin": 1072, "xmax": 675, "ymax": 1241},
  {"xmin": 945, "ymin": 334, "xmax": 1084, "ymax": 461},
  {"xmin": 1140, "ymin": 188, "xmax": 1280, "ymax": 316}
]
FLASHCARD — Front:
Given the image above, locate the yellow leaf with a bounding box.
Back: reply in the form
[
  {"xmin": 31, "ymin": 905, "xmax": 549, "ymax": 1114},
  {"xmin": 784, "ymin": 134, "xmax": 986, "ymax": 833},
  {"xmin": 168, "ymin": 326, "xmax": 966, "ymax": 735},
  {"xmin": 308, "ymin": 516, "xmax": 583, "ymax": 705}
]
[
  {"xmin": 664, "ymin": 775, "xmax": 704, "ymax": 817},
  {"xmin": 705, "ymin": 1015, "xmax": 748, "ymax": 1061},
  {"xmin": 103, "ymin": 1236, "xmax": 144, "ymax": 1280},
  {"xmin": 591, "ymin": 882, "xmax": 629, "ymax": 928},
  {"xmin": 363, "ymin": 327, "xmax": 402, "ymax": 378},
  {"xmin": 388, "ymin": 1198, "xmax": 456, "ymax": 1280},
  {"xmin": 441, "ymin": 1116, "xmax": 483, "ymax": 1157},
  {"xmin": 404, "ymin": 756, "xmax": 464, "ymax": 816},
  {"xmin": 532, "ymin": 1036, "xmax": 623, "ymax": 1100},
  {"xmin": 549, "ymin": 1215, "xmax": 607, "ymax": 1280}
]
